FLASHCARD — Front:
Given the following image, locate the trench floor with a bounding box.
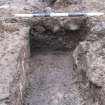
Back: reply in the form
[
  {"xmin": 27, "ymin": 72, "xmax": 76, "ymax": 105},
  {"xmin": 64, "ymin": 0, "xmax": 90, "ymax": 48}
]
[{"xmin": 24, "ymin": 51, "xmax": 81, "ymax": 105}]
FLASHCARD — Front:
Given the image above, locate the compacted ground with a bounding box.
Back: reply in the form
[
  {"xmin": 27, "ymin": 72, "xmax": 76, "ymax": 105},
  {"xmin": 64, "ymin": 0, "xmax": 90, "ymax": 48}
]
[{"xmin": 24, "ymin": 51, "xmax": 81, "ymax": 105}]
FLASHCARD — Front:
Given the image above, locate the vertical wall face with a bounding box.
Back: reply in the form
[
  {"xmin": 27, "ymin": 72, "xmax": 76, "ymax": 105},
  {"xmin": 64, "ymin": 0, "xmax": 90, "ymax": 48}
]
[{"xmin": 29, "ymin": 17, "xmax": 89, "ymax": 55}]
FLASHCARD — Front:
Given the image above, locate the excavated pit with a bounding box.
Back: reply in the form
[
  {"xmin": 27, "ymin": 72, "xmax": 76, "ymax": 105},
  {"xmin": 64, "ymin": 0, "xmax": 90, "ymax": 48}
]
[
  {"xmin": 23, "ymin": 17, "xmax": 89, "ymax": 105},
  {"xmin": 29, "ymin": 18, "xmax": 89, "ymax": 54}
]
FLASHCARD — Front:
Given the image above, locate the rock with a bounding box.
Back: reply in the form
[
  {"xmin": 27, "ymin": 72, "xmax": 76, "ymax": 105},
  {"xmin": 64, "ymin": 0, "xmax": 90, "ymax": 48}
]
[{"xmin": 64, "ymin": 20, "xmax": 81, "ymax": 31}]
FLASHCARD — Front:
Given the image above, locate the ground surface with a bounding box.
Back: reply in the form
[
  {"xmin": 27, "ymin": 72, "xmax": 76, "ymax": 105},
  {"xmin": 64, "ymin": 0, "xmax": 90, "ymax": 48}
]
[
  {"xmin": 24, "ymin": 51, "xmax": 82, "ymax": 105},
  {"xmin": 0, "ymin": 0, "xmax": 32, "ymax": 105},
  {"xmin": 0, "ymin": 0, "xmax": 105, "ymax": 105}
]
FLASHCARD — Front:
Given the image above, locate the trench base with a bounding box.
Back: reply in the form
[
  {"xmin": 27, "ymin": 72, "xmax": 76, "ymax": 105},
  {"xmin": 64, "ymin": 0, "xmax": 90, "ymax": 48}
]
[{"xmin": 24, "ymin": 51, "xmax": 82, "ymax": 105}]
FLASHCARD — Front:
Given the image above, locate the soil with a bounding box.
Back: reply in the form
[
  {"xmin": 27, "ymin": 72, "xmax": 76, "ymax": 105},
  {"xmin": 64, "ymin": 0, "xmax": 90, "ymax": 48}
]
[
  {"xmin": 24, "ymin": 51, "xmax": 82, "ymax": 105},
  {"xmin": 0, "ymin": 0, "xmax": 105, "ymax": 105}
]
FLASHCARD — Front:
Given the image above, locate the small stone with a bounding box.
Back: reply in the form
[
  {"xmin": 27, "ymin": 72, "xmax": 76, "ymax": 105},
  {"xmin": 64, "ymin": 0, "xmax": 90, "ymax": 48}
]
[
  {"xmin": 68, "ymin": 23, "xmax": 80, "ymax": 31},
  {"xmin": 53, "ymin": 25, "xmax": 60, "ymax": 33},
  {"xmin": 10, "ymin": 18, "xmax": 18, "ymax": 23},
  {"xmin": 44, "ymin": 7, "xmax": 52, "ymax": 12},
  {"xmin": 65, "ymin": 22, "xmax": 80, "ymax": 31}
]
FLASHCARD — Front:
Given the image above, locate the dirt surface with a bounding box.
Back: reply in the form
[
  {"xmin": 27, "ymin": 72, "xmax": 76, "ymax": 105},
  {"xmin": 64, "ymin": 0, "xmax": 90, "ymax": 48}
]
[
  {"xmin": 24, "ymin": 52, "xmax": 82, "ymax": 105},
  {"xmin": 0, "ymin": 0, "xmax": 105, "ymax": 105}
]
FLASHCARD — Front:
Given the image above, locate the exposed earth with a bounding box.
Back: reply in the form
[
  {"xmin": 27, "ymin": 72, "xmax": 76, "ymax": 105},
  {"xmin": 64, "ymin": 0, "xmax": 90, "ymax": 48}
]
[
  {"xmin": 0, "ymin": 0, "xmax": 105, "ymax": 105},
  {"xmin": 24, "ymin": 52, "xmax": 81, "ymax": 105}
]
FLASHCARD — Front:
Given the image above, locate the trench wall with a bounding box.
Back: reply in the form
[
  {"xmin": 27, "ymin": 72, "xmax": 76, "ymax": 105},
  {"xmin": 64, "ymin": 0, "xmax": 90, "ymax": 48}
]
[{"xmin": 0, "ymin": 19, "xmax": 30, "ymax": 105}]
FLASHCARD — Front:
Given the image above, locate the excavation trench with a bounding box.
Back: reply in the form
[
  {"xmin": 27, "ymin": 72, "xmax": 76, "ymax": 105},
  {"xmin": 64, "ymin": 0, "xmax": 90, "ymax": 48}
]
[{"xmin": 23, "ymin": 17, "xmax": 89, "ymax": 105}]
